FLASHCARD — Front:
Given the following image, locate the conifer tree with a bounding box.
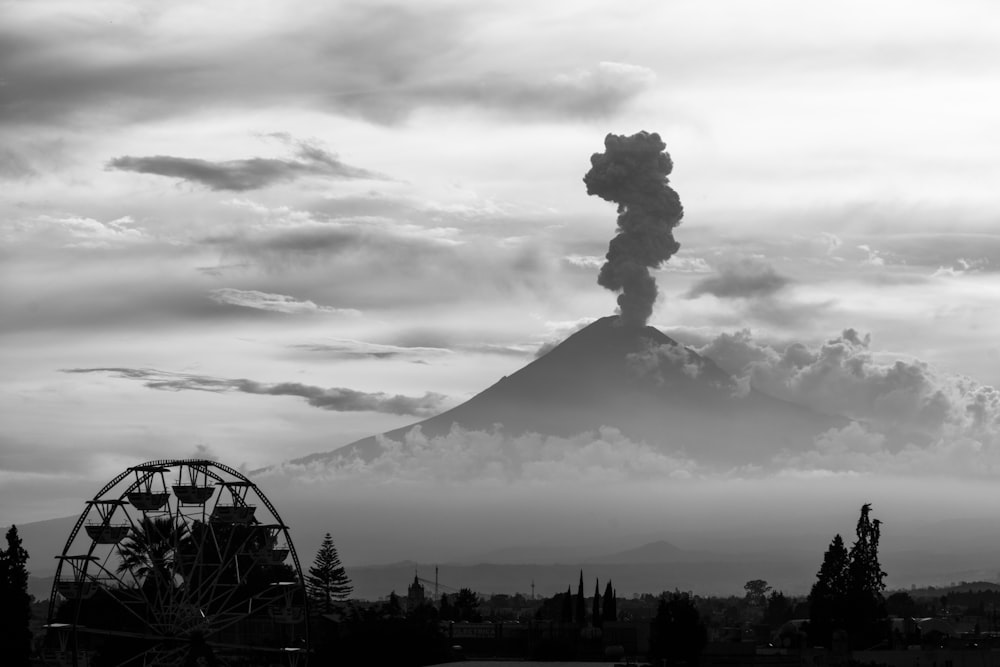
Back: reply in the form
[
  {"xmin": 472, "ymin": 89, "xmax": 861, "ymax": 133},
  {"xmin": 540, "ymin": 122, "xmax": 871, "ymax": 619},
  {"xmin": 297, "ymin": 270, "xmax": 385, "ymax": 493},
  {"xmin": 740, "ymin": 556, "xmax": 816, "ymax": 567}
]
[
  {"xmin": 0, "ymin": 525, "xmax": 32, "ymax": 666},
  {"xmin": 575, "ymin": 570, "xmax": 586, "ymax": 627},
  {"xmin": 306, "ymin": 533, "xmax": 352, "ymax": 613},
  {"xmin": 807, "ymin": 533, "xmax": 849, "ymax": 647},
  {"xmin": 592, "ymin": 578, "xmax": 602, "ymax": 628},
  {"xmin": 602, "ymin": 580, "xmax": 616, "ymax": 621},
  {"xmin": 845, "ymin": 503, "xmax": 887, "ymax": 645},
  {"xmin": 808, "ymin": 504, "xmax": 888, "ymax": 649},
  {"xmin": 561, "ymin": 586, "xmax": 574, "ymax": 623}
]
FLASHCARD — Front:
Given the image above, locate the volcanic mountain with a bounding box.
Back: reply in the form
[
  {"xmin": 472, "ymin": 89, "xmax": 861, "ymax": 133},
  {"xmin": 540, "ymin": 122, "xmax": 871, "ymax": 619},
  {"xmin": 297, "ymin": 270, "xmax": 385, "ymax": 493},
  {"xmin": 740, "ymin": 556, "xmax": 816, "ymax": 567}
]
[{"xmin": 290, "ymin": 316, "xmax": 842, "ymax": 467}]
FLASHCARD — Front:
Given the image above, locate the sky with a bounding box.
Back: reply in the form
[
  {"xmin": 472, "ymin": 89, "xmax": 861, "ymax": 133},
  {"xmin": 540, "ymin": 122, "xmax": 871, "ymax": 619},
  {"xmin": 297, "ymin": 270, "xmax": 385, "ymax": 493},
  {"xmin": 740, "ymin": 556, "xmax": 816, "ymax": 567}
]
[{"xmin": 5, "ymin": 0, "xmax": 1000, "ymax": 574}]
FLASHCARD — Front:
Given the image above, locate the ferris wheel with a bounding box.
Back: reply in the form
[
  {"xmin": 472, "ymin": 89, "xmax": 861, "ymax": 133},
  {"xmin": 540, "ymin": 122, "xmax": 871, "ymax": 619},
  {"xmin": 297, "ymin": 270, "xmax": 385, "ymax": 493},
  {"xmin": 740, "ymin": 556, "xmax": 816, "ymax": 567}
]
[{"xmin": 43, "ymin": 459, "xmax": 309, "ymax": 667}]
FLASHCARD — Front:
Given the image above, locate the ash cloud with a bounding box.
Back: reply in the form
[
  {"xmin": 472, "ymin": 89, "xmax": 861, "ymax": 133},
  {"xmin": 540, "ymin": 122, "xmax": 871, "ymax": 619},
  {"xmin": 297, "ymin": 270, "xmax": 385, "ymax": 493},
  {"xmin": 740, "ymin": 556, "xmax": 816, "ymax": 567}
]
[
  {"xmin": 686, "ymin": 257, "xmax": 792, "ymax": 299},
  {"xmin": 107, "ymin": 143, "xmax": 381, "ymax": 191},
  {"xmin": 63, "ymin": 367, "xmax": 445, "ymax": 417},
  {"xmin": 583, "ymin": 131, "xmax": 684, "ymax": 327}
]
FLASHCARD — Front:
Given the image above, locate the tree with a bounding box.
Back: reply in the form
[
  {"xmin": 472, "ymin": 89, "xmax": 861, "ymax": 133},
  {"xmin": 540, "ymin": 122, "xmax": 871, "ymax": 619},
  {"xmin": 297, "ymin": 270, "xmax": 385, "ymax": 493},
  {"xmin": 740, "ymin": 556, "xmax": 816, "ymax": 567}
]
[
  {"xmin": 306, "ymin": 533, "xmax": 352, "ymax": 614},
  {"xmin": 592, "ymin": 578, "xmax": 602, "ymax": 628},
  {"xmin": 561, "ymin": 586, "xmax": 574, "ymax": 623},
  {"xmin": 807, "ymin": 533, "xmax": 849, "ymax": 647},
  {"xmin": 453, "ymin": 588, "xmax": 481, "ymax": 622},
  {"xmin": 649, "ymin": 592, "xmax": 708, "ymax": 666},
  {"xmin": 763, "ymin": 591, "xmax": 792, "ymax": 628},
  {"xmin": 117, "ymin": 516, "xmax": 190, "ymax": 582},
  {"xmin": 808, "ymin": 504, "xmax": 888, "ymax": 649},
  {"xmin": 439, "ymin": 593, "xmax": 453, "ymax": 621},
  {"xmin": 0, "ymin": 525, "xmax": 32, "ymax": 666},
  {"xmin": 885, "ymin": 591, "xmax": 917, "ymax": 618},
  {"xmin": 744, "ymin": 579, "xmax": 772, "ymax": 608},
  {"xmin": 602, "ymin": 580, "xmax": 616, "ymax": 622},
  {"xmin": 575, "ymin": 570, "xmax": 586, "ymax": 626},
  {"xmin": 845, "ymin": 503, "xmax": 886, "ymax": 646}
]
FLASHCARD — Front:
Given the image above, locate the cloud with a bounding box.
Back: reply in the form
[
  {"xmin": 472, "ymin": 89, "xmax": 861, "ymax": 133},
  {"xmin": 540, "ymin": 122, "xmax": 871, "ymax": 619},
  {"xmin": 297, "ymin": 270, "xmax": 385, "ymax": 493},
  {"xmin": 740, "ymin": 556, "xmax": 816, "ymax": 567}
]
[
  {"xmin": 208, "ymin": 288, "xmax": 361, "ymax": 316},
  {"xmin": 657, "ymin": 255, "xmax": 712, "ymax": 274},
  {"xmin": 627, "ymin": 341, "xmax": 705, "ymax": 382},
  {"xmin": 107, "ymin": 143, "xmax": 382, "ymax": 191},
  {"xmin": 1, "ymin": 1, "xmax": 654, "ymax": 128},
  {"xmin": 772, "ymin": 421, "xmax": 1000, "ymax": 478},
  {"xmin": 63, "ymin": 367, "xmax": 446, "ymax": 417},
  {"xmin": 0, "ymin": 149, "xmax": 36, "ymax": 180},
  {"xmin": 3, "ymin": 214, "xmax": 147, "ymax": 248},
  {"xmin": 563, "ymin": 254, "xmax": 604, "ymax": 269},
  {"xmin": 697, "ymin": 329, "xmax": 1000, "ymax": 439},
  {"xmin": 686, "ymin": 257, "xmax": 792, "ymax": 299},
  {"xmin": 291, "ymin": 339, "xmax": 452, "ymax": 360},
  {"xmin": 204, "ymin": 212, "xmax": 560, "ymax": 309},
  {"xmin": 269, "ymin": 425, "xmax": 700, "ymax": 485}
]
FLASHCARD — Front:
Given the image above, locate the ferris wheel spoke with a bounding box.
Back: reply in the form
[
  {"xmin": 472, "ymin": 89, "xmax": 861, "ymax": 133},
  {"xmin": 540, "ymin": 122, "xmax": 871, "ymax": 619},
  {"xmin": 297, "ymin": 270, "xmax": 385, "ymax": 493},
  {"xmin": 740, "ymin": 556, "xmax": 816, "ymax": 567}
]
[{"xmin": 203, "ymin": 587, "xmax": 285, "ymax": 635}]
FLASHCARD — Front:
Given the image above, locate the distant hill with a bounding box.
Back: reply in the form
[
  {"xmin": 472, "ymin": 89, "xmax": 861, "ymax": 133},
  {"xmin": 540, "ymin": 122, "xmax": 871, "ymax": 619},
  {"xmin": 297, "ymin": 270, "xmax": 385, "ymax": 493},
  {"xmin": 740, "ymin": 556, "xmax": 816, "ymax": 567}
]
[
  {"xmin": 289, "ymin": 315, "xmax": 843, "ymax": 468},
  {"xmin": 4, "ymin": 515, "xmax": 77, "ymax": 578},
  {"xmin": 586, "ymin": 540, "xmax": 693, "ymax": 564}
]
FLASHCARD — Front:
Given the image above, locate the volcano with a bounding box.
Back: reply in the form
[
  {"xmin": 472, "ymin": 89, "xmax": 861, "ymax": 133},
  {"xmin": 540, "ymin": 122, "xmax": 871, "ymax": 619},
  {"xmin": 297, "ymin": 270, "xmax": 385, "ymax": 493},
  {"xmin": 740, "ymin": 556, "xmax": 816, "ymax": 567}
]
[{"xmin": 290, "ymin": 316, "xmax": 842, "ymax": 468}]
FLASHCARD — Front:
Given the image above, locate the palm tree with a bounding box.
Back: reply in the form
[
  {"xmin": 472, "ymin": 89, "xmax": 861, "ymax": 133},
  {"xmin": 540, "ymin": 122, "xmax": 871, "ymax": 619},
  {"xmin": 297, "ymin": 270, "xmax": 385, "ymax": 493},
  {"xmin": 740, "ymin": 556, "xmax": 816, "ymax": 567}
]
[{"xmin": 116, "ymin": 516, "xmax": 189, "ymax": 585}]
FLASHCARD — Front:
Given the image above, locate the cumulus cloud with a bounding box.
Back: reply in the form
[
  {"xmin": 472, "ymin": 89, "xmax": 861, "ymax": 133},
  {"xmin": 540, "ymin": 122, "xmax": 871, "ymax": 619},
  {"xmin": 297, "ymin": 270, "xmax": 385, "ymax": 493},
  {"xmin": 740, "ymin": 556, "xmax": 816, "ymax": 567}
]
[
  {"xmin": 627, "ymin": 341, "xmax": 704, "ymax": 382},
  {"xmin": 208, "ymin": 288, "xmax": 361, "ymax": 316},
  {"xmin": 696, "ymin": 328, "xmax": 1000, "ymax": 452},
  {"xmin": 107, "ymin": 143, "xmax": 382, "ymax": 191},
  {"xmin": 63, "ymin": 367, "xmax": 446, "ymax": 416},
  {"xmin": 686, "ymin": 257, "xmax": 792, "ymax": 299}
]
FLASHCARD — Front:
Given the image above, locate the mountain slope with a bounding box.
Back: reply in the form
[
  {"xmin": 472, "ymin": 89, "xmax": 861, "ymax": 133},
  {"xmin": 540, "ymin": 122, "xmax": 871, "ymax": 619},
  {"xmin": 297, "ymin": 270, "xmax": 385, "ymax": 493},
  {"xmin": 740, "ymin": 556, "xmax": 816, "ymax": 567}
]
[{"xmin": 292, "ymin": 315, "xmax": 842, "ymax": 467}]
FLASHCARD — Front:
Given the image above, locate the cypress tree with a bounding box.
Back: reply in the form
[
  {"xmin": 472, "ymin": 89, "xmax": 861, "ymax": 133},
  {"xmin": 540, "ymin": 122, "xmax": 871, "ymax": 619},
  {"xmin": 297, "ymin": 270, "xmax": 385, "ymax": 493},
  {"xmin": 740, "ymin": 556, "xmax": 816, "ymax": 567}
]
[
  {"xmin": 306, "ymin": 532, "xmax": 353, "ymax": 614},
  {"xmin": 0, "ymin": 525, "xmax": 32, "ymax": 666},
  {"xmin": 561, "ymin": 586, "xmax": 573, "ymax": 623},
  {"xmin": 592, "ymin": 578, "xmax": 602, "ymax": 628},
  {"xmin": 575, "ymin": 570, "xmax": 586, "ymax": 627},
  {"xmin": 602, "ymin": 580, "xmax": 616, "ymax": 621}
]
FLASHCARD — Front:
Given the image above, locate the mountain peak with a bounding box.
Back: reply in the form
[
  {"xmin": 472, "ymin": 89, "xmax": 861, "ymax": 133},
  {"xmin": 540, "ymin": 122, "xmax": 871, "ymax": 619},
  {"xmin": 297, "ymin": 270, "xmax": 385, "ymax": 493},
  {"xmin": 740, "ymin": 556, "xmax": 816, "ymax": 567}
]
[{"xmin": 290, "ymin": 315, "xmax": 841, "ymax": 467}]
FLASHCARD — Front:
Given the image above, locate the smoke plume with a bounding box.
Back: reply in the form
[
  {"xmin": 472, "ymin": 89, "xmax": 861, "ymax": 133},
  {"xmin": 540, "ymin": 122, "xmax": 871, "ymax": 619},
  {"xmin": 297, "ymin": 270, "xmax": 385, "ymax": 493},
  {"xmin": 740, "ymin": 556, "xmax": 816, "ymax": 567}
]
[{"xmin": 583, "ymin": 131, "xmax": 684, "ymax": 327}]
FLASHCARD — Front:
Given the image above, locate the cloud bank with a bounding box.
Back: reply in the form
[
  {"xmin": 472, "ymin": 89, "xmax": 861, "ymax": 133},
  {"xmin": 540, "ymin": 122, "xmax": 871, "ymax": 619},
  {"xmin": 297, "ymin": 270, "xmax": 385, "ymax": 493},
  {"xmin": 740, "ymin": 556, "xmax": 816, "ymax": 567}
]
[
  {"xmin": 63, "ymin": 367, "xmax": 446, "ymax": 416},
  {"xmin": 208, "ymin": 288, "xmax": 361, "ymax": 316},
  {"xmin": 107, "ymin": 143, "xmax": 382, "ymax": 191}
]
